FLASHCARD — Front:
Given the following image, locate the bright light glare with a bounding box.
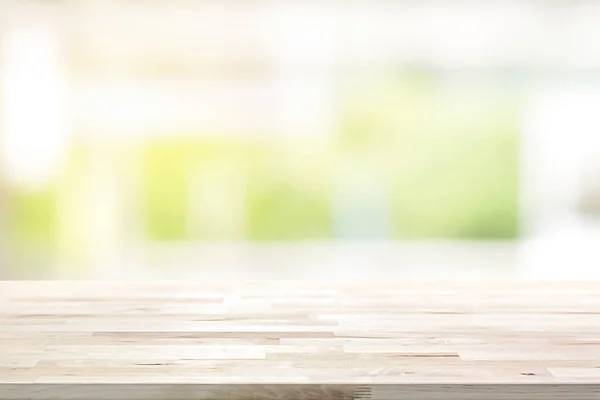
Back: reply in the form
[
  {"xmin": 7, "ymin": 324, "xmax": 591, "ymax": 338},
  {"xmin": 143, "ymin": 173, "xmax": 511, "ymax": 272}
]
[{"xmin": 1, "ymin": 26, "xmax": 68, "ymax": 188}]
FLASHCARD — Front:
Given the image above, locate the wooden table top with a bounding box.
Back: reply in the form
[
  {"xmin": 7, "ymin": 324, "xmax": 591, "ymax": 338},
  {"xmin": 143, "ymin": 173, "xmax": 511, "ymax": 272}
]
[{"xmin": 2, "ymin": 281, "xmax": 600, "ymax": 400}]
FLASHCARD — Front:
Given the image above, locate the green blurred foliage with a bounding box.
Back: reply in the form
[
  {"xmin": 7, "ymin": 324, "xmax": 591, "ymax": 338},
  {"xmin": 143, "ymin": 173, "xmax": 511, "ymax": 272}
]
[
  {"xmin": 4, "ymin": 140, "xmax": 91, "ymax": 256},
  {"xmin": 142, "ymin": 138, "xmax": 334, "ymax": 241},
  {"xmin": 389, "ymin": 128, "xmax": 519, "ymax": 239},
  {"xmin": 4, "ymin": 70, "xmax": 521, "ymax": 244},
  {"xmin": 336, "ymin": 71, "xmax": 520, "ymax": 239},
  {"xmin": 143, "ymin": 140, "xmax": 192, "ymax": 241},
  {"xmin": 244, "ymin": 141, "xmax": 333, "ymax": 241},
  {"xmin": 6, "ymin": 186, "xmax": 58, "ymax": 244}
]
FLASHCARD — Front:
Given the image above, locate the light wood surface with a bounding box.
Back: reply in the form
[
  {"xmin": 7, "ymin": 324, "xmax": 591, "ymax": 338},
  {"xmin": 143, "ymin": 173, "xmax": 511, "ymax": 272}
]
[{"xmin": 2, "ymin": 281, "xmax": 600, "ymax": 399}]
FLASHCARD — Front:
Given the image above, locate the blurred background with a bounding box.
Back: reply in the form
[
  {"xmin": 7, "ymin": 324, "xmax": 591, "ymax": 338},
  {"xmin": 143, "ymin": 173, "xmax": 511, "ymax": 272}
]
[{"xmin": 1, "ymin": 0, "xmax": 599, "ymax": 280}]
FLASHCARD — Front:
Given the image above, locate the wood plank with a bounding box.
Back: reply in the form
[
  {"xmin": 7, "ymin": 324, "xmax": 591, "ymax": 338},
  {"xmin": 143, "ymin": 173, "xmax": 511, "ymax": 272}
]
[{"xmin": 1, "ymin": 282, "xmax": 600, "ymax": 399}]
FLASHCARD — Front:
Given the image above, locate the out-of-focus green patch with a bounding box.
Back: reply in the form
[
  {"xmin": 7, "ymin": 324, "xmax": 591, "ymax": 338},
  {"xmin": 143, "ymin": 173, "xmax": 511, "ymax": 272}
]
[
  {"xmin": 3, "ymin": 140, "xmax": 93, "ymax": 269},
  {"xmin": 184, "ymin": 140, "xmax": 252, "ymax": 240},
  {"xmin": 391, "ymin": 88, "xmax": 520, "ymax": 239},
  {"xmin": 6, "ymin": 186, "xmax": 58, "ymax": 245},
  {"xmin": 141, "ymin": 137, "xmax": 335, "ymax": 241},
  {"xmin": 389, "ymin": 126, "xmax": 519, "ymax": 239},
  {"xmin": 142, "ymin": 139, "xmax": 194, "ymax": 241},
  {"xmin": 337, "ymin": 71, "xmax": 520, "ymax": 239},
  {"xmin": 3, "ymin": 70, "xmax": 521, "ymax": 245},
  {"xmin": 244, "ymin": 140, "xmax": 334, "ymax": 241}
]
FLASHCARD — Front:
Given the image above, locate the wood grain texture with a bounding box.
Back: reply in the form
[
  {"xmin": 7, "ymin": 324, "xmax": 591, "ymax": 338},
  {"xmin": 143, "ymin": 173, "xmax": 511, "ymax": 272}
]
[{"xmin": 1, "ymin": 281, "xmax": 600, "ymax": 399}]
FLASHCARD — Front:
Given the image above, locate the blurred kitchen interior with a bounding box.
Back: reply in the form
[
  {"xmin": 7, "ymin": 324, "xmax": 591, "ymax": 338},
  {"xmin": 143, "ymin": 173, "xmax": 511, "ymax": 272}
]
[{"xmin": 1, "ymin": 0, "xmax": 600, "ymax": 280}]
